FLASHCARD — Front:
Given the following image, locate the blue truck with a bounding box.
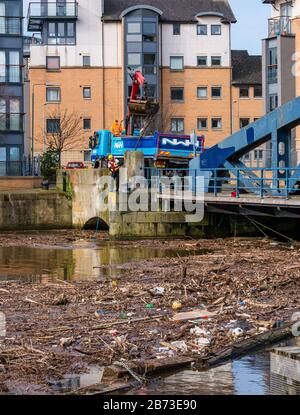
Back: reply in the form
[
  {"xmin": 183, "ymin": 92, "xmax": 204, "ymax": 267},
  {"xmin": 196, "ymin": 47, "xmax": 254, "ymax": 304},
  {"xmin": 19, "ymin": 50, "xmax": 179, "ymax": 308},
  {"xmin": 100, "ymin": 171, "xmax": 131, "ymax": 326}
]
[{"xmin": 90, "ymin": 130, "xmax": 205, "ymax": 168}]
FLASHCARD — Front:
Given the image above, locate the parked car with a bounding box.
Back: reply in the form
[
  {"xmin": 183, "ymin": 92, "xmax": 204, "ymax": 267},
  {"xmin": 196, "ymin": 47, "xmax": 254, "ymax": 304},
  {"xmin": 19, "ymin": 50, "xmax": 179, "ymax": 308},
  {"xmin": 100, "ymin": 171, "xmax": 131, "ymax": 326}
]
[{"xmin": 65, "ymin": 161, "xmax": 85, "ymax": 170}]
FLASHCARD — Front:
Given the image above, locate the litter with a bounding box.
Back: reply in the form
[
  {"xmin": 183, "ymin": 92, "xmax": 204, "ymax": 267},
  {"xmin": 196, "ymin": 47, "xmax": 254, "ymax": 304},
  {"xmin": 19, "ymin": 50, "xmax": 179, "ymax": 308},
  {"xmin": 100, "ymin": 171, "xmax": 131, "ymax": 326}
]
[
  {"xmin": 231, "ymin": 328, "xmax": 244, "ymax": 338},
  {"xmin": 170, "ymin": 341, "xmax": 188, "ymax": 352},
  {"xmin": 150, "ymin": 287, "xmax": 165, "ymax": 296},
  {"xmin": 194, "ymin": 337, "xmax": 211, "ymax": 346},
  {"xmin": 172, "ymin": 309, "xmax": 216, "ymax": 322},
  {"xmin": 291, "ymin": 312, "xmax": 300, "ymax": 322},
  {"xmin": 190, "ymin": 327, "xmax": 209, "ymax": 336},
  {"xmin": 59, "ymin": 337, "xmax": 74, "ymax": 348},
  {"xmin": 172, "ymin": 301, "xmax": 182, "ymax": 311}
]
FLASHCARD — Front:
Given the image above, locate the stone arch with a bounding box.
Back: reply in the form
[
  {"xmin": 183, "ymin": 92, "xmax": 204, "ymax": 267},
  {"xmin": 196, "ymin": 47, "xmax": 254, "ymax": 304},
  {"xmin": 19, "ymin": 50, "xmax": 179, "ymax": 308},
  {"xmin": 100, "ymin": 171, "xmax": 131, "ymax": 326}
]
[{"xmin": 83, "ymin": 217, "xmax": 109, "ymax": 231}]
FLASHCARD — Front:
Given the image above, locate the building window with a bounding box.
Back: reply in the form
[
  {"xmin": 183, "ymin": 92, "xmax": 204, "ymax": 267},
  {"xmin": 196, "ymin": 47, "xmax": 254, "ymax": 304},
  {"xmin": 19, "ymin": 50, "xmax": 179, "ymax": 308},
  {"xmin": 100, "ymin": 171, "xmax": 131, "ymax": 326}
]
[
  {"xmin": 211, "ymin": 56, "xmax": 221, "ymax": 66},
  {"xmin": 0, "ymin": 1, "xmax": 22, "ymax": 35},
  {"xmin": 0, "ymin": 97, "xmax": 21, "ymax": 131},
  {"xmin": 212, "ymin": 118, "xmax": 222, "ymax": 129},
  {"xmin": 144, "ymin": 54, "xmax": 156, "ymax": 65},
  {"xmin": 197, "ymin": 24, "xmax": 207, "ymax": 35},
  {"xmin": 171, "ymin": 118, "xmax": 184, "ymax": 133},
  {"xmin": 170, "ymin": 56, "xmax": 184, "ymax": 71},
  {"xmin": 173, "ymin": 23, "xmax": 180, "ymax": 35},
  {"xmin": 46, "ymin": 87, "xmax": 61, "ymax": 102},
  {"xmin": 46, "ymin": 56, "xmax": 60, "ymax": 71},
  {"xmin": 254, "ymin": 149, "xmax": 264, "ymax": 160},
  {"xmin": 125, "ymin": 9, "xmax": 159, "ymax": 103},
  {"xmin": 171, "ymin": 87, "xmax": 184, "ymax": 101},
  {"xmin": 211, "ymin": 86, "xmax": 222, "ymax": 99},
  {"xmin": 197, "ymin": 56, "xmax": 207, "ymax": 67},
  {"xmin": 239, "ymin": 87, "xmax": 249, "ymax": 98},
  {"xmin": 0, "ymin": 50, "xmax": 20, "ymax": 83},
  {"xmin": 143, "ymin": 22, "xmax": 156, "ymax": 34},
  {"xmin": 83, "ymin": 87, "xmax": 91, "ymax": 99},
  {"xmin": 47, "ymin": 21, "xmax": 76, "ymax": 45},
  {"xmin": 269, "ymin": 94, "xmax": 278, "ymax": 111},
  {"xmin": 254, "ymin": 86, "xmax": 262, "ymax": 98},
  {"xmin": 127, "ymin": 22, "xmax": 141, "ymax": 34},
  {"xmin": 197, "ymin": 118, "xmax": 208, "ymax": 130},
  {"xmin": 128, "ymin": 53, "xmax": 141, "ymax": 66},
  {"xmin": 83, "ymin": 118, "xmax": 91, "ymax": 130},
  {"xmin": 240, "ymin": 118, "xmax": 250, "ymax": 128},
  {"xmin": 211, "ymin": 25, "xmax": 221, "ymax": 35},
  {"xmin": 147, "ymin": 85, "xmax": 156, "ymax": 98},
  {"xmin": 268, "ymin": 47, "xmax": 278, "ymax": 84},
  {"xmin": 83, "ymin": 56, "xmax": 91, "ymax": 67},
  {"xmin": 46, "ymin": 119, "xmax": 60, "ymax": 134},
  {"xmin": 197, "ymin": 87, "xmax": 208, "ymax": 99}
]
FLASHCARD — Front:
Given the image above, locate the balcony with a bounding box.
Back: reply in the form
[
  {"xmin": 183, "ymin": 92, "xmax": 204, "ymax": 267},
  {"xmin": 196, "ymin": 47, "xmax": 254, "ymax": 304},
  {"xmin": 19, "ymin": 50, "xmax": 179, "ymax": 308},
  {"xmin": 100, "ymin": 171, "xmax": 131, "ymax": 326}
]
[
  {"xmin": 0, "ymin": 16, "xmax": 22, "ymax": 35},
  {"xmin": 27, "ymin": 2, "xmax": 78, "ymax": 32},
  {"xmin": 268, "ymin": 16, "xmax": 292, "ymax": 37},
  {"xmin": 23, "ymin": 35, "xmax": 43, "ymax": 57}
]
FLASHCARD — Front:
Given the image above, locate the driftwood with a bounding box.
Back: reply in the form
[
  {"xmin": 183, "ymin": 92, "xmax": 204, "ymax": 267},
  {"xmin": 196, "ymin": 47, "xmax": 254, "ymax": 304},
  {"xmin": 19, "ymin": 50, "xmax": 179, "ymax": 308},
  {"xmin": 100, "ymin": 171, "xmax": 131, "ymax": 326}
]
[
  {"xmin": 89, "ymin": 314, "xmax": 164, "ymax": 331},
  {"xmin": 199, "ymin": 323, "xmax": 294, "ymax": 368}
]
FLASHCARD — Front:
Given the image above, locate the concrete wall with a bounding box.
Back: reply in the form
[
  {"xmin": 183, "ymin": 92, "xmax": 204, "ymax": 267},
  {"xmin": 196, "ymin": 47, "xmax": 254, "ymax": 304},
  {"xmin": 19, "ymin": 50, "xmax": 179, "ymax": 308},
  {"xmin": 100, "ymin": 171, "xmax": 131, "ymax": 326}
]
[
  {"xmin": 0, "ymin": 191, "xmax": 72, "ymax": 230},
  {"xmin": 56, "ymin": 168, "xmax": 110, "ymax": 228},
  {"xmin": 161, "ymin": 18, "xmax": 231, "ymax": 67}
]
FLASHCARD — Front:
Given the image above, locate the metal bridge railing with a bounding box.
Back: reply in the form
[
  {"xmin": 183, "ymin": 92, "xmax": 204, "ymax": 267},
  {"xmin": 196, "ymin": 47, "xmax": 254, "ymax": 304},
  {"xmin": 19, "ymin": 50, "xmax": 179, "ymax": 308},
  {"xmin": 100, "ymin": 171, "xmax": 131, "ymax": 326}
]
[{"xmin": 144, "ymin": 167, "xmax": 300, "ymax": 199}]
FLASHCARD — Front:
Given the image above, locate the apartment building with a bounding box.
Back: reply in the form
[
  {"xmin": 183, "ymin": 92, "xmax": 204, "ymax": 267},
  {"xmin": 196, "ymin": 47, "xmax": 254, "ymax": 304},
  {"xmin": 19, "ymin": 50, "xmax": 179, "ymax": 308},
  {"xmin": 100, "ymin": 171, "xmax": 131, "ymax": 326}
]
[
  {"xmin": 27, "ymin": 0, "xmax": 264, "ymax": 165},
  {"xmin": 231, "ymin": 50, "xmax": 264, "ymax": 166},
  {"xmin": 262, "ymin": 0, "xmax": 300, "ymax": 165},
  {"xmin": 0, "ymin": 0, "xmax": 24, "ymax": 175}
]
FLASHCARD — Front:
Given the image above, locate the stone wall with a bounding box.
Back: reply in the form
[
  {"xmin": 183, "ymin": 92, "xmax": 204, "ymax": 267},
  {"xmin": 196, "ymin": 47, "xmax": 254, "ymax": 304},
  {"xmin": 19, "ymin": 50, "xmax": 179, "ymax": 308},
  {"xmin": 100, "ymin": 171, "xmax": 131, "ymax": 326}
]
[{"xmin": 0, "ymin": 191, "xmax": 72, "ymax": 231}]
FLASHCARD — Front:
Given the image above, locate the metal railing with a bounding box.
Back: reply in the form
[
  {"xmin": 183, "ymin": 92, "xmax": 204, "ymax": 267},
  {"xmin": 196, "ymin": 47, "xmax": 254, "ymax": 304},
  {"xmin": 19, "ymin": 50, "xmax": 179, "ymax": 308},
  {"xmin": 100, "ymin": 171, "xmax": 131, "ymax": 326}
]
[
  {"xmin": 268, "ymin": 16, "xmax": 292, "ymax": 37},
  {"xmin": 27, "ymin": 2, "xmax": 78, "ymax": 19},
  {"xmin": 0, "ymin": 16, "xmax": 22, "ymax": 35},
  {"xmin": 0, "ymin": 156, "xmax": 41, "ymax": 177},
  {"xmin": 144, "ymin": 167, "xmax": 300, "ymax": 199}
]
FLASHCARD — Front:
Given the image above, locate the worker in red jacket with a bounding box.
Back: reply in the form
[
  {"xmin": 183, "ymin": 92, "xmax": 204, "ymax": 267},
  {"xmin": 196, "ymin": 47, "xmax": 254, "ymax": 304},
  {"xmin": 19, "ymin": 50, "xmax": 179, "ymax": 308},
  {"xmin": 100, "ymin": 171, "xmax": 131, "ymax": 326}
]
[{"xmin": 107, "ymin": 154, "xmax": 120, "ymax": 191}]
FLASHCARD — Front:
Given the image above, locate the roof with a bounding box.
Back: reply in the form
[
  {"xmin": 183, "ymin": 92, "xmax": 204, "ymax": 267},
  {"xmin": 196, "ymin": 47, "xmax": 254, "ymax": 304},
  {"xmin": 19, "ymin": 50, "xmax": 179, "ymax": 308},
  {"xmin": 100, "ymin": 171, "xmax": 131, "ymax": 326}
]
[
  {"xmin": 103, "ymin": 0, "xmax": 236, "ymax": 23},
  {"xmin": 231, "ymin": 50, "xmax": 262, "ymax": 85}
]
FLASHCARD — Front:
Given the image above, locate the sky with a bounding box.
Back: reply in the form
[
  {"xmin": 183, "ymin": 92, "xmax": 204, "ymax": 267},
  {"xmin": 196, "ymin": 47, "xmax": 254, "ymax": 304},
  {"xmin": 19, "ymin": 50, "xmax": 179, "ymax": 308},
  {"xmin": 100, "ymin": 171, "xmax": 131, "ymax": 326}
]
[
  {"xmin": 230, "ymin": 0, "xmax": 270, "ymax": 55},
  {"xmin": 24, "ymin": 0, "xmax": 271, "ymax": 55}
]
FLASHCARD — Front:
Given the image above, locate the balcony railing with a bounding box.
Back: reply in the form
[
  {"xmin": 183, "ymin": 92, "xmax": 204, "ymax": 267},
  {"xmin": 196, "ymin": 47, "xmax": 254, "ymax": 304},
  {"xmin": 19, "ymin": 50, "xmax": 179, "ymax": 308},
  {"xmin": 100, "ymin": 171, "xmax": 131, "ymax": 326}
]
[
  {"xmin": 0, "ymin": 16, "xmax": 22, "ymax": 35},
  {"xmin": 27, "ymin": 2, "xmax": 78, "ymax": 31},
  {"xmin": 268, "ymin": 16, "xmax": 292, "ymax": 37}
]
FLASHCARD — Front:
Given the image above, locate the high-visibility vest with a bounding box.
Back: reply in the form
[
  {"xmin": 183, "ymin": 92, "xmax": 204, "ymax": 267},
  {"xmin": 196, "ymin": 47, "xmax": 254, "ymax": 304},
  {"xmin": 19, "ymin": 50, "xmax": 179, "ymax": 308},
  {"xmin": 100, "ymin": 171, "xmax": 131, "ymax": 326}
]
[{"xmin": 108, "ymin": 160, "xmax": 120, "ymax": 173}]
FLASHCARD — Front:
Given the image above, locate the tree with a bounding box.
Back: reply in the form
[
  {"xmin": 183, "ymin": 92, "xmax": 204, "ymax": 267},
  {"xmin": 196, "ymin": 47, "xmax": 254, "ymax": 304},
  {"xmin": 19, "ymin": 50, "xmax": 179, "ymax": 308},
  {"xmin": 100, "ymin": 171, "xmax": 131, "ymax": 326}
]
[{"xmin": 40, "ymin": 109, "xmax": 83, "ymax": 167}]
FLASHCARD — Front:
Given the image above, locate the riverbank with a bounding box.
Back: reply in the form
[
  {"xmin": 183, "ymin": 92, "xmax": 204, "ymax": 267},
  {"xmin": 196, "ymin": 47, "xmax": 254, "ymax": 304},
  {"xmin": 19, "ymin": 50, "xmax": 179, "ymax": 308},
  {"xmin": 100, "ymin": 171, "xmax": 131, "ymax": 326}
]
[{"xmin": 0, "ymin": 234, "xmax": 299, "ymax": 394}]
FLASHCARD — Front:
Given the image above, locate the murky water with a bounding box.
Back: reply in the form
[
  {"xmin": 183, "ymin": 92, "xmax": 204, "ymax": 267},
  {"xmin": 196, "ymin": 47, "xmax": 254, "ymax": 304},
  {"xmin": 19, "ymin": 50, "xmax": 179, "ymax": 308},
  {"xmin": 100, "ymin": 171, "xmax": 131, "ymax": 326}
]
[
  {"xmin": 129, "ymin": 338, "xmax": 300, "ymax": 395},
  {"xmin": 1, "ymin": 239, "xmax": 299, "ymax": 395},
  {"xmin": 0, "ymin": 242, "xmax": 208, "ymax": 283}
]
